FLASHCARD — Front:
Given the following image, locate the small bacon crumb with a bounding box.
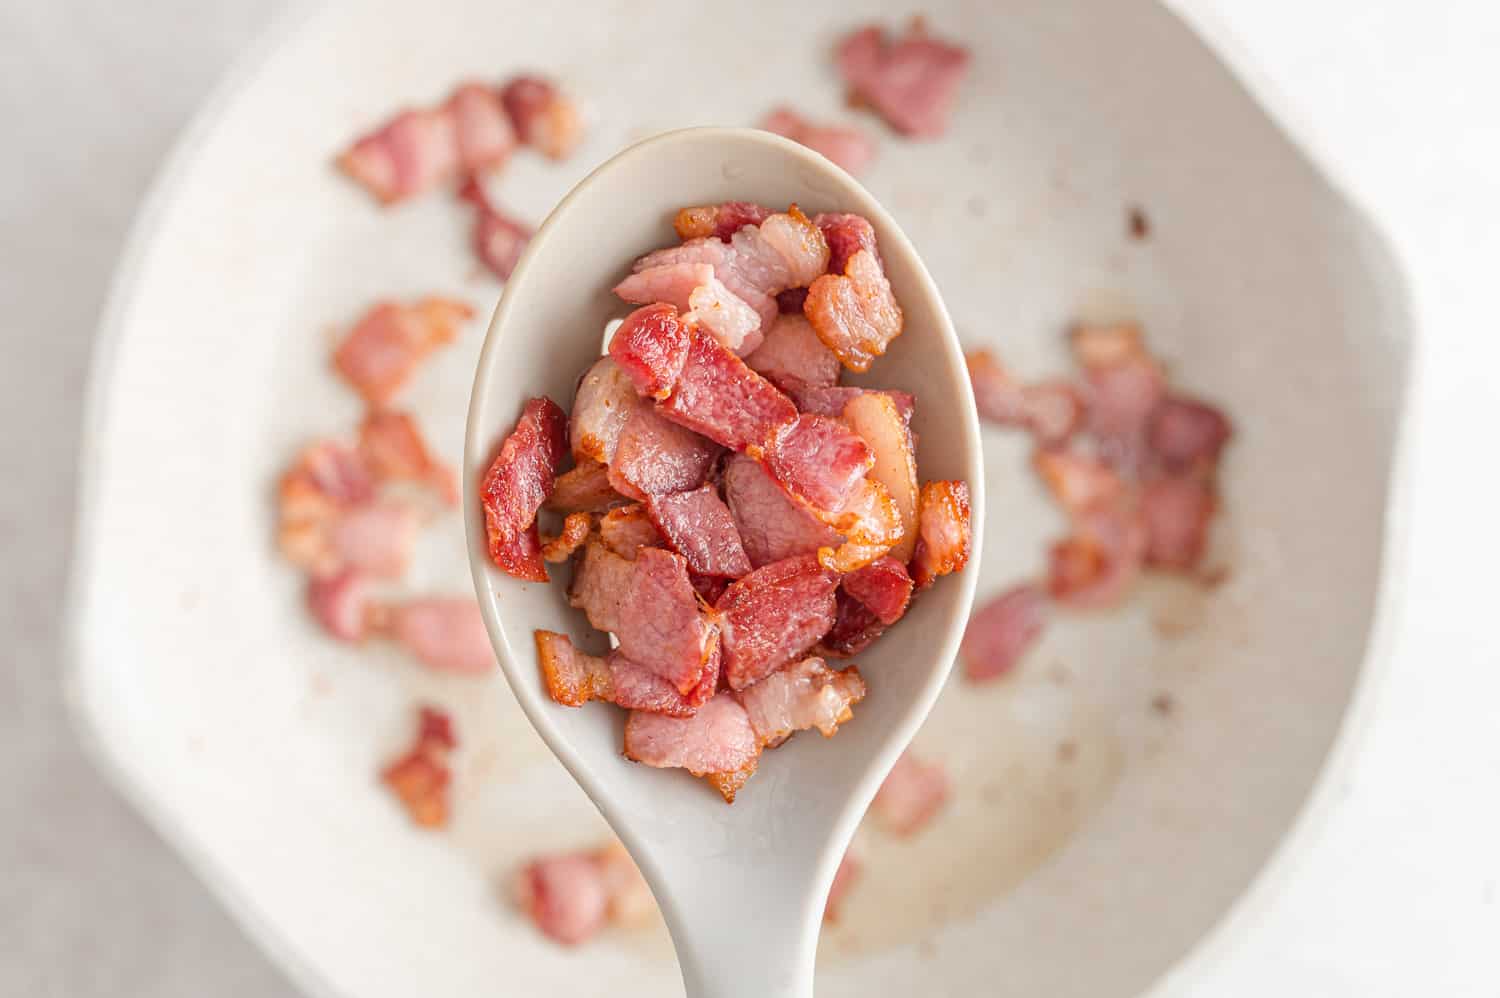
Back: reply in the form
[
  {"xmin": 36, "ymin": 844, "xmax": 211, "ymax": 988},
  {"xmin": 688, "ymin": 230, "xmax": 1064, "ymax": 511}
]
[
  {"xmin": 759, "ymin": 106, "xmax": 877, "ymax": 176},
  {"xmin": 460, "ymin": 177, "xmax": 533, "ymax": 280},
  {"xmin": 358, "ymin": 408, "xmax": 458, "ymax": 505},
  {"xmin": 541, "ymin": 512, "xmax": 593, "ymax": 563},
  {"xmin": 381, "ymin": 706, "xmax": 457, "ymax": 829},
  {"xmin": 500, "ymin": 76, "xmax": 584, "ymax": 160},
  {"xmin": 962, "ymin": 583, "xmax": 1048, "ymax": 683},
  {"xmin": 836, "ymin": 21, "xmax": 971, "ymax": 138},
  {"xmin": 872, "ymin": 751, "xmax": 950, "ymax": 836},
  {"xmin": 512, "ymin": 841, "xmax": 653, "ymax": 946}
]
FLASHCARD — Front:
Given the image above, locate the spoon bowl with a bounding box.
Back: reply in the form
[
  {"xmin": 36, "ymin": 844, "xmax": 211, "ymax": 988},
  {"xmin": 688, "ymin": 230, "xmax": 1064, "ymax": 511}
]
[{"xmin": 464, "ymin": 127, "xmax": 984, "ymax": 998}]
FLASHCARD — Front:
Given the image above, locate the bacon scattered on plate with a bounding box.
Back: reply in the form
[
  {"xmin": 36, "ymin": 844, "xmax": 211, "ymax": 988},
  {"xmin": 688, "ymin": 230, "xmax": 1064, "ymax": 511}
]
[
  {"xmin": 871, "ymin": 751, "xmax": 950, "ymax": 836},
  {"xmin": 370, "ymin": 597, "xmax": 496, "ymax": 675},
  {"xmin": 499, "ymin": 76, "xmax": 584, "ymax": 160},
  {"xmin": 277, "ymin": 442, "xmax": 420, "ymax": 579},
  {"xmin": 836, "ymin": 20, "xmax": 970, "ymax": 138},
  {"xmin": 623, "ymin": 694, "xmax": 760, "ymax": 801},
  {"xmin": 511, "ymin": 841, "xmax": 652, "ymax": 946},
  {"xmin": 1140, "ymin": 475, "xmax": 1216, "ymax": 571},
  {"xmin": 766, "ymin": 414, "xmax": 874, "ymax": 512},
  {"xmin": 1149, "ymin": 395, "xmax": 1233, "ymax": 475},
  {"xmin": 962, "ymin": 583, "xmax": 1047, "ymax": 683},
  {"xmin": 381, "ymin": 706, "xmax": 457, "ymax": 829},
  {"xmin": 358, "ymin": 408, "xmax": 458, "ymax": 505},
  {"xmin": 339, "ymin": 108, "xmax": 459, "ymax": 205},
  {"xmin": 1032, "ymin": 449, "xmax": 1126, "ymax": 516},
  {"xmin": 966, "ymin": 349, "xmax": 1082, "ymax": 446},
  {"xmin": 805, "ymin": 247, "xmax": 904, "ymax": 372},
  {"xmin": 459, "ymin": 177, "xmax": 532, "ymax": 280},
  {"xmin": 716, "ymin": 555, "xmax": 839, "ymax": 690},
  {"xmin": 1047, "ymin": 503, "xmax": 1147, "ymax": 609},
  {"xmin": 480, "ymin": 397, "xmax": 569, "ymax": 582},
  {"xmin": 909, "ymin": 480, "xmax": 972, "ymax": 588},
  {"xmin": 759, "ymin": 106, "xmax": 876, "ymax": 176},
  {"xmin": 306, "ymin": 570, "xmax": 371, "ymax": 642},
  {"xmin": 332, "ymin": 298, "xmax": 474, "ymax": 405}
]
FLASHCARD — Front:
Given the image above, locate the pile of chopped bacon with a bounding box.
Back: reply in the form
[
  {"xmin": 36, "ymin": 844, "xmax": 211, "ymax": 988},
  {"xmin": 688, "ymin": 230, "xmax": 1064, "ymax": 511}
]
[
  {"xmin": 337, "ymin": 74, "xmax": 585, "ymax": 279},
  {"xmin": 478, "ymin": 201, "xmax": 971, "ymax": 803},
  {"xmin": 962, "ymin": 322, "xmax": 1233, "ymax": 682}
]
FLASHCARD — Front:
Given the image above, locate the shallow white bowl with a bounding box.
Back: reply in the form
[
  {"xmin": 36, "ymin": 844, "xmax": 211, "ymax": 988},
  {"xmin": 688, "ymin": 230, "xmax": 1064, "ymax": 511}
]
[{"xmin": 66, "ymin": 1, "xmax": 1412, "ymax": 996}]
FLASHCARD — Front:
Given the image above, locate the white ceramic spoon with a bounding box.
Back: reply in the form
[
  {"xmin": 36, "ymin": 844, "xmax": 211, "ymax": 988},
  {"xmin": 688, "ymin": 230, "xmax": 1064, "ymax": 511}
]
[{"xmin": 464, "ymin": 127, "xmax": 984, "ymax": 998}]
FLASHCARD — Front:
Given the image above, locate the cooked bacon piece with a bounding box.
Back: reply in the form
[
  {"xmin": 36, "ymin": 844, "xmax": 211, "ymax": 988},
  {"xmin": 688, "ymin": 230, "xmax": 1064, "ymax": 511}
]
[
  {"xmin": 806, "ymin": 248, "xmax": 903, "ymax": 372},
  {"xmin": 277, "ymin": 441, "xmax": 382, "ymax": 575},
  {"xmin": 966, "ymin": 350, "xmax": 1083, "ymax": 446},
  {"xmin": 480, "ymin": 397, "xmax": 568, "ymax": 582},
  {"xmin": 723, "ymin": 454, "xmax": 842, "ymax": 568},
  {"xmin": 541, "ymin": 512, "xmax": 592, "ymax": 562},
  {"xmin": 683, "ymin": 275, "xmax": 765, "ymax": 356},
  {"xmin": 660, "ymin": 327, "xmax": 798, "ymax": 453},
  {"xmin": 1149, "ymin": 395, "xmax": 1232, "ymax": 475},
  {"xmin": 759, "ymin": 107, "xmax": 876, "ymax": 176},
  {"xmin": 613, "ymin": 262, "xmax": 716, "ymax": 314},
  {"xmin": 766, "ymin": 414, "xmax": 874, "ymax": 512},
  {"xmin": 744, "ymin": 314, "xmax": 840, "ymax": 392},
  {"xmin": 546, "ymin": 459, "xmax": 625, "ymax": 513},
  {"xmin": 786, "ymin": 383, "xmax": 915, "ymax": 423},
  {"xmin": 842, "ymin": 391, "xmax": 919, "ymax": 561},
  {"xmin": 499, "ymin": 76, "xmax": 583, "ymax": 160},
  {"xmin": 824, "ymin": 848, "xmax": 863, "ymax": 922},
  {"xmin": 836, "ymin": 21, "xmax": 971, "ymax": 138},
  {"xmin": 910, "ymin": 480, "xmax": 972, "ymax": 588},
  {"xmin": 460, "ymin": 177, "xmax": 532, "ymax": 280},
  {"xmin": 1085, "ymin": 357, "xmax": 1166, "ymax": 475},
  {"xmin": 673, "ymin": 201, "xmax": 772, "ymax": 242},
  {"xmin": 962, "ymin": 583, "xmax": 1047, "ymax": 682},
  {"xmin": 818, "ymin": 591, "xmax": 885, "ymax": 657},
  {"xmin": 326, "ymin": 500, "xmax": 421, "ymax": 578},
  {"xmin": 815, "ymin": 477, "xmax": 904, "ymax": 574},
  {"xmin": 380, "ymin": 706, "xmax": 456, "ymax": 829},
  {"xmin": 1047, "ymin": 504, "xmax": 1147, "ymax": 608},
  {"xmin": 716, "ymin": 555, "xmax": 839, "ymax": 690},
  {"xmin": 1140, "ymin": 476, "xmax": 1216, "ymax": 571},
  {"xmin": 373, "ymin": 598, "xmax": 494, "ymax": 675},
  {"xmin": 842, "ymin": 556, "xmax": 913, "ymax": 625},
  {"xmin": 306, "ymin": 570, "xmax": 370, "ymax": 641},
  {"xmin": 338, "ymin": 107, "xmax": 457, "ymax": 204},
  {"xmin": 647, "ymin": 484, "xmax": 752, "ymax": 578},
  {"xmin": 1069, "ymin": 321, "xmax": 1145, "ymax": 369},
  {"xmin": 623, "ymin": 694, "xmax": 759, "ymax": 802},
  {"xmin": 511, "ymin": 842, "xmax": 653, "ymax": 946},
  {"xmin": 598, "ymin": 503, "xmax": 664, "ymax": 558},
  {"xmin": 333, "ymin": 298, "xmax": 473, "ymax": 405},
  {"xmin": 635, "ymin": 238, "xmax": 779, "ymax": 333},
  {"xmin": 756, "ymin": 206, "xmax": 831, "ymax": 290},
  {"xmin": 814, "ymin": 212, "xmax": 879, "ymax": 276},
  {"xmin": 569, "ymin": 542, "xmax": 717, "ymax": 695},
  {"xmin": 777, "ymin": 287, "xmax": 809, "ymax": 314},
  {"xmin": 872, "ymin": 751, "xmax": 950, "ymax": 836},
  {"xmin": 448, "ymin": 83, "xmax": 516, "ymax": 173},
  {"xmin": 608, "ymin": 405, "xmax": 720, "ymax": 500},
  {"xmin": 739, "ymin": 657, "xmax": 866, "ymax": 747},
  {"xmin": 570, "ymin": 357, "xmax": 640, "ymax": 465},
  {"xmin": 608, "ymin": 303, "xmax": 692, "ymax": 400},
  {"xmin": 534, "ymin": 630, "xmax": 703, "ymax": 717},
  {"xmin": 1033, "ymin": 449, "xmax": 1126, "ymax": 515},
  {"xmin": 358, "ymin": 408, "xmax": 458, "ymax": 505}
]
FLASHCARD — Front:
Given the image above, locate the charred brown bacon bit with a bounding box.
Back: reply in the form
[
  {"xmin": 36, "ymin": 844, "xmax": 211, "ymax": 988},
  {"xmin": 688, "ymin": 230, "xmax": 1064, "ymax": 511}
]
[
  {"xmin": 716, "ymin": 555, "xmax": 839, "ymax": 690},
  {"xmin": 534, "ymin": 630, "xmax": 705, "ymax": 717},
  {"xmin": 608, "ymin": 303, "xmax": 692, "ymax": 399},
  {"xmin": 540, "ymin": 512, "xmax": 592, "ymax": 563},
  {"xmin": 836, "ymin": 21, "xmax": 971, "ymax": 138},
  {"xmin": 480, "ymin": 397, "xmax": 568, "ymax": 582},
  {"xmin": 766, "ymin": 414, "xmax": 874, "ymax": 512},
  {"xmin": 598, "ymin": 503, "xmax": 665, "ymax": 559},
  {"xmin": 673, "ymin": 201, "xmax": 772, "ymax": 243},
  {"xmin": 646, "ymin": 484, "xmax": 753, "ymax": 579},
  {"xmin": 381, "ymin": 706, "xmax": 457, "ymax": 829},
  {"xmin": 1047, "ymin": 504, "xmax": 1147, "ymax": 608},
  {"xmin": 723, "ymin": 454, "xmax": 843, "ymax": 569},
  {"xmin": 545, "ymin": 459, "xmax": 625, "ymax": 514},
  {"xmin": 872, "ymin": 751, "xmax": 950, "ymax": 836},
  {"xmin": 459, "ymin": 177, "xmax": 532, "ymax": 280},
  {"xmin": 339, "ymin": 108, "xmax": 459, "ymax": 205},
  {"xmin": 805, "ymin": 248, "xmax": 904, "ymax": 372},
  {"xmin": 842, "ymin": 556, "xmax": 913, "ymax": 625},
  {"xmin": 961, "ymin": 583, "xmax": 1048, "ymax": 683},
  {"xmin": 357, "ymin": 408, "xmax": 458, "ymax": 505},
  {"xmin": 332, "ymin": 298, "xmax": 473, "ymax": 405},
  {"xmin": 277, "ymin": 442, "xmax": 419, "ymax": 579},
  {"xmin": 910, "ymin": 480, "xmax": 972, "ymax": 588},
  {"xmin": 511, "ymin": 841, "xmax": 652, "ymax": 946},
  {"xmin": 759, "ymin": 107, "xmax": 877, "ymax": 176},
  {"xmin": 499, "ymin": 76, "xmax": 584, "ymax": 160},
  {"xmin": 623, "ymin": 694, "xmax": 760, "ymax": 802}
]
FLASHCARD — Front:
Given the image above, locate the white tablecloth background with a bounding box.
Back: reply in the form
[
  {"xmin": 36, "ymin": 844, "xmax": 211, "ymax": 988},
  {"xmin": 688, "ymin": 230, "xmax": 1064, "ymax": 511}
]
[{"xmin": 1, "ymin": 1, "xmax": 1494, "ymax": 994}]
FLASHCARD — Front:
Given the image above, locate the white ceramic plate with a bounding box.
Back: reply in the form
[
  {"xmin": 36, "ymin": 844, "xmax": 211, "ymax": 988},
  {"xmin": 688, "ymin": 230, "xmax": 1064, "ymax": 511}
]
[{"xmin": 66, "ymin": 1, "xmax": 1413, "ymax": 996}]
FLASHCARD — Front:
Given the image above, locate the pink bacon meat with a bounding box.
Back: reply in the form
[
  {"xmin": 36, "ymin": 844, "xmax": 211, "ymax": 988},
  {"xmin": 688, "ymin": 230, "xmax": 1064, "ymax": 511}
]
[
  {"xmin": 1048, "ymin": 504, "xmax": 1147, "ymax": 608},
  {"xmin": 872, "ymin": 751, "xmax": 950, "ymax": 836},
  {"xmin": 648, "ymin": 326, "xmax": 799, "ymax": 454},
  {"xmin": 460, "ymin": 178, "xmax": 532, "ymax": 281},
  {"xmin": 837, "ymin": 20, "xmax": 971, "ymax": 139},
  {"xmin": 967, "ymin": 349, "xmax": 1083, "ymax": 446},
  {"xmin": 737, "ymin": 656, "xmax": 866, "ymax": 748},
  {"xmin": 570, "ymin": 356, "xmax": 640, "ymax": 465},
  {"xmin": 535, "ymin": 630, "xmax": 712, "ymax": 717},
  {"xmin": 480, "ymin": 397, "xmax": 568, "ymax": 582},
  {"xmin": 332, "ymin": 298, "xmax": 473, "ymax": 405},
  {"xmin": 962, "ymin": 583, "xmax": 1048, "ymax": 683},
  {"xmin": 910, "ymin": 480, "xmax": 972, "ymax": 589},
  {"xmin": 277, "ymin": 442, "xmax": 419, "ymax": 579},
  {"xmin": 339, "ymin": 107, "xmax": 458, "ymax": 205},
  {"xmin": 1150, "ymin": 395, "xmax": 1233, "ymax": 475},
  {"xmin": 1140, "ymin": 475, "xmax": 1217, "ymax": 571},
  {"xmin": 608, "ymin": 303, "xmax": 692, "ymax": 400},
  {"xmin": 546, "ymin": 459, "xmax": 624, "ymax": 514},
  {"xmin": 381, "ymin": 706, "xmax": 456, "ymax": 829},
  {"xmin": 623, "ymin": 694, "xmax": 760, "ymax": 802},
  {"xmin": 716, "ymin": 554, "xmax": 839, "ymax": 690},
  {"xmin": 598, "ymin": 503, "xmax": 665, "ymax": 559},
  {"xmin": 512, "ymin": 842, "xmax": 652, "ymax": 946},
  {"xmin": 759, "ymin": 106, "xmax": 876, "ymax": 176},
  {"xmin": 786, "ymin": 384, "xmax": 914, "ymax": 423},
  {"xmin": 500, "ymin": 76, "xmax": 584, "ymax": 160},
  {"xmin": 646, "ymin": 484, "xmax": 753, "ymax": 578},
  {"xmin": 818, "ymin": 591, "xmax": 886, "ymax": 657},
  {"xmin": 608, "ymin": 405, "xmax": 720, "ymax": 501},
  {"xmin": 723, "ymin": 454, "xmax": 843, "ymax": 568},
  {"xmin": 372, "ymin": 597, "xmax": 495, "ymax": 675}
]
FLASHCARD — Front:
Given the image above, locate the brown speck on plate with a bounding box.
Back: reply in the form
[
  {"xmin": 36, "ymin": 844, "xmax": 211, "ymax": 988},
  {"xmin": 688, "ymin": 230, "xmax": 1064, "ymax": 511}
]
[
  {"xmin": 1151, "ymin": 692, "xmax": 1176, "ymax": 716},
  {"xmin": 1128, "ymin": 204, "xmax": 1150, "ymax": 240},
  {"xmin": 1057, "ymin": 740, "xmax": 1078, "ymax": 763}
]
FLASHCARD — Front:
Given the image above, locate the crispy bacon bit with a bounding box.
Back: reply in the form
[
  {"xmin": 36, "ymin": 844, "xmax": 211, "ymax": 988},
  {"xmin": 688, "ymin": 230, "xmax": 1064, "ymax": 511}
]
[
  {"xmin": 766, "ymin": 414, "xmax": 874, "ymax": 512},
  {"xmin": 480, "ymin": 397, "xmax": 569, "ymax": 582},
  {"xmin": 838, "ymin": 21, "xmax": 971, "ymax": 138},
  {"xmin": 609, "ymin": 303, "xmax": 692, "ymax": 400},
  {"xmin": 570, "ymin": 357, "xmax": 640, "ymax": 465},
  {"xmin": 744, "ymin": 314, "xmax": 840, "ymax": 392},
  {"xmin": 546, "ymin": 459, "xmax": 625, "ymax": 513},
  {"xmin": 306, "ymin": 570, "xmax": 370, "ymax": 641},
  {"xmin": 374, "ymin": 598, "xmax": 495, "ymax": 675},
  {"xmin": 962, "ymin": 583, "xmax": 1047, "ymax": 682},
  {"xmin": 448, "ymin": 82, "xmax": 516, "ymax": 173},
  {"xmin": 358, "ymin": 408, "xmax": 458, "ymax": 504},
  {"xmin": 910, "ymin": 480, "xmax": 972, "ymax": 588},
  {"xmin": 500, "ymin": 76, "xmax": 584, "ymax": 160},
  {"xmin": 332, "ymin": 298, "xmax": 473, "ymax": 405},
  {"xmin": 511, "ymin": 841, "xmax": 650, "ymax": 946},
  {"xmin": 661, "ymin": 327, "xmax": 799, "ymax": 453},
  {"xmin": 623, "ymin": 694, "xmax": 759, "ymax": 801},
  {"xmin": 967, "ymin": 350, "xmax": 1084, "ymax": 446},
  {"xmin": 842, "ymin": 391, "xmax": 920, "ymax": 561},
  {"xmin": 814, "ymin": 212, "xmax": 879, "ymax": 276},
  {"xmin": 614, "ymin": 262, "xmax": 716, "ymax": 314},
  {"xmin": 683, "ymin": 275, "xmax": 765, "ymax": 356},
  {"xmin": 1047, "ymin": 504, "xmax": 1147, "ymax": 608},
  {"xmin": 1140, "ymin": 476, "xmax": 1216, "ymax": 571},
  {"xmin": 818, "ymin": 591, "xmax": 886, "ymax": 657},
  {"xmin": 460, "ymin": 177, "xmax": 532, "ymax": 280},
  {"xmin": 872, "ymin": 751, "xmax": 950, "ymax": 836},
  {"xmin": 569, "ymin": 542, "xmax": 717, "ymax": 695},
  {"xmin": 739, "ymin": 657, "xmax": 866, "ymax": 746},
  {"xmin": 716, "ymin": 555, "xmax": 839, "ymax": 690},
  {"xmin": 1033, "ymin": 449, "xmax": 1126, "ymax": 515},
  {"xmin": 1149, "ymin": 396, "xmax": 1232, "ymax": 475},
  {"xmin": 723, "ymin": 454, "xmax": 843, "ymax": 568},
  {"xmin": 759, "ymin": 107, "xmax": 877, "ymax": 176},
  {"xmin": 824, "ymin": 848, "xmax": 864, "ymax": 922},
  {"xmin": 805, "ymin": 248, "xmax": 903, "ymax": 372},
  {"xmin": 598, "ymin": 503, "xmax": 665, "ymax": 559},
  {"xmin": 541, "ymin": 512, "xmax": 592, "ymax": 562},
  {"xmin": 673, "ymin": 201, "xmax": 772, "ymax": 243},
  {"xmin": 843, "ymin": 556, "xmax": 913, "ymax": 625},
  {"xmin": 338, "ymin": 108, "xmax": 457, "ymax": 205},
  {"xmin": 646, "ymin": 484, "xmax": 752, "ymax": 578},
  {"xmin": 608, "ymin": 405, "xmax": 720, "ymax": 500},
  {"xmin": 815, "ymin": 477, "xmax": 904, "ymax": 574},
  {"xmin": 1069, "ymin": 321, "xmax": 1145, "ymax": 369},
  {"xmin": 534, "ymin": 630, "xmax": 702, "ymax": 717},
  {"xmin": 381, "ymin": 706, "xmax": 456, "ymax": 829},
  {"xmin": 786, "ymin": 383, "xmax": 915, "ymax": 423}
]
